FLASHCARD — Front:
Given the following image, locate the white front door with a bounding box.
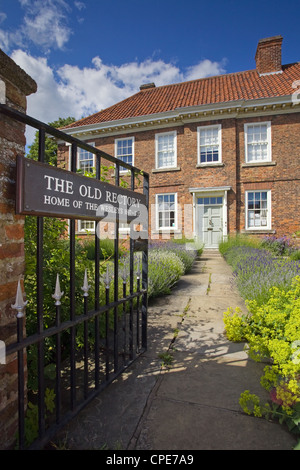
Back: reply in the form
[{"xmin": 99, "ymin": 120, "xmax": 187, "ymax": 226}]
[
  {"xmin": 202, "ymin": 205, "xmax": 223, "ymax": 248},
  {"xmin": 196, "ymin": 196, "xmax": 224, "ymax": 248}
]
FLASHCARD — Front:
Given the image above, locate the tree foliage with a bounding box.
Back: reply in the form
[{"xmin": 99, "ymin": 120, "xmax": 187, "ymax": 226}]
[{"xmin": 26, "ymin": 116, "xmax": 75, "ymax": 165}]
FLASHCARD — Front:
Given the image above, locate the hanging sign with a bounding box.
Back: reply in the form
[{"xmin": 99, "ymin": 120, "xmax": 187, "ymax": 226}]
[{"xmin": 16, "ymin": 156, "xmax": 147, "ymax": 223}]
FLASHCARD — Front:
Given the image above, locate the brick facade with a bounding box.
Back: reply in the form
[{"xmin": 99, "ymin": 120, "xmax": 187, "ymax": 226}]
[
  {"xmin": 58, "ymin": 111, "xmax": 300, "ymax": 244},
  {"xmin": 59, "ymin": 36, "xmax": 300, "ymax": 246}
]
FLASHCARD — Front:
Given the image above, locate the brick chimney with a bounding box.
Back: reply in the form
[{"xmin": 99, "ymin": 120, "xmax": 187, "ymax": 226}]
[{"xmin": 255, "ymin": 35, "xmax": 283, "ymax": 75}]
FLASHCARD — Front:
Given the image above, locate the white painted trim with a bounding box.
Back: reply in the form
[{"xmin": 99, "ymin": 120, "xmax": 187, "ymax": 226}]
[
  {"xmin": 78, "ymin": 220, "xmax": 96, "ymax": 233},
  {"xmin": 190, "ymin": 187, "xmax": 230, "ymax": 244},
  {"xmin": 245, "ymin": 189, "xmax": 272, "ymax": 231},
  {"xmin": 59, "ymin": 95, "xmax": 299, "ymax": 141},
  {"xmin": 189, "ymin": 186, "xmax": 232, "ymax": 193},
  {"xmin": 114, "ymin": 136, "xmax": 135, "ymax": 173},
  {"xmin": 244, "ymin": 121, "xmax": 272, "ymax": 163},
  {"xmin": 155, "ymin": 130, "xmax": 177, "ymax": 169},
  {"xmin": 155, "ymin": 192, "xmax": 178, "ymax": 231},
  {"xmin": 197, "ymin": 124, "xmax": 222, "ymax": 165},
  {"xmin": 77, "ymin": 141, "xmax": 96, "ymax": 171}
]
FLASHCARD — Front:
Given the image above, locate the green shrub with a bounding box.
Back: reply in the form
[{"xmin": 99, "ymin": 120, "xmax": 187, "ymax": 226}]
[
  {"xmin": 82, "ymin": 237, "xmax": 127, "ymax": 260},
  {"xmin": 149, "ymin": 241, "xmax": 198, "ymax": 274},
  {"xmin": 219, "ymin": 234, "xmax": 260, "ymax": 256},
  {"xmin": 223, "ymin": 277, "xmax": 300, "ymax": 440},
  {"xmin": 132, "ymin": 249, "xmax": 185, "ymax": 298},
  {"xmin": 171, "ymin": 237, "xmax": 204, "ymax": 256},
  {"xmin": 290, "ymin": 250, "xmax": 300, "ymax": 261}
]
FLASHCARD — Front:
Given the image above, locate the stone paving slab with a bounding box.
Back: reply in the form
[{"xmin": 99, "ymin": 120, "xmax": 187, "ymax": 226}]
[
  {"xmin": 52, "ymin": 251, "xmax": 298, "ymax": 451},
  {"xmin": 134, "ymin": 396, "xmax": 295, "ymax": 451}
]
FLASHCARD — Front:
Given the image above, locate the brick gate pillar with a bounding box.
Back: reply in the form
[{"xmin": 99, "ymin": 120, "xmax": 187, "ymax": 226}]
[{"xmin": 0, "ymin": 49, "xmax": 37, "ymax": 449}]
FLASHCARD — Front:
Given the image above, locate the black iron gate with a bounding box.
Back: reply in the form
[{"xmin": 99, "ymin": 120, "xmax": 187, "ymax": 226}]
[{"xmin": 0, "ymin": 104, "xmax": 149, "ymax": 450}]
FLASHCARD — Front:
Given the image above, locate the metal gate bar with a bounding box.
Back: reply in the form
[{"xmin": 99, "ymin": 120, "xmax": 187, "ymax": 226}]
[{"xmin": 1, "ymin": 104, "xmax": 149, "ymax": 450}]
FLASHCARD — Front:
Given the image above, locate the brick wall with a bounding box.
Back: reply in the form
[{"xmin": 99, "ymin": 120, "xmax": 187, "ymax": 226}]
[
  {"xmin": 238, "ymin": 114, "xmax": 300, "ymax": 236},
  {"xmin": 58, "ymin": 111, "xmax": 300, "ymax": 242},
  {"xmin": 0, "ymin": 49, "xmax": 36, "ymax": 449}
]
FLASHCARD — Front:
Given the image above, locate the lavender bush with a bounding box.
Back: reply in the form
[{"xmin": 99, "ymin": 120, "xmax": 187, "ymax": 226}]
[
  {"xmin": 119, "ymin": 241, "xmax": 198, "ymax": 298},
  {"xmin": 224, "ymin": 245, "xmax": 300, "ymax": 305},
  {"xmin": 148, "ymin": 241, "xmax": 198, "ymax": 274},
  {"xmin": 261, "ymin": 235, "xmax": 296, "ymax": 256}
]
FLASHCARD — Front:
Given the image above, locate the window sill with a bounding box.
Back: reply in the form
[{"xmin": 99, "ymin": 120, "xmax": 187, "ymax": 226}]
[
  {"xmin": 242, "ymin": 229, "xmax": 276, "ymax": 234},
  {"xmin": 196, "ymin": 162, "xmax": 224, "ymax": 168},
  {"xmin": 152, "ymin": 166, "xmax": 181, "ymax": 173},
  {"xmin": 152, "ymin": 229, "xmax": 182, "ymax": 234},
  {"xmin": 76, "ymin": 231, "xmax": 96, "ymax": 235},
  {"xmin": 242, "ymin": 161, "xmax": 276, "ymax": 168}
]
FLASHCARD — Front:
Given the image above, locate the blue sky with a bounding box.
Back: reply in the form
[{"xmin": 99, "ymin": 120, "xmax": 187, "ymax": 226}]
[{"xmin": 0, "ymin": 0, "xmax": 299, "ymax": 144}]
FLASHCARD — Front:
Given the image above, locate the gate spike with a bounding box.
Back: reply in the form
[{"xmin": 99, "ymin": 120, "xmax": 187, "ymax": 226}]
[
  {"xmin": 52, "ymin": 274, "xmax": 64, "ymax": 306},
  {"xmin": 11, "ymin": 280, "xmax": 28, "ymax": 318},
  {"xmin": 120, "ymin": 264, "xmax": 127, "ymax": 282},
  {"xmin": 82, "ymin": 268, "xmax": 91, "ymax": 297},
  {"xmin": 104, "ymin": 265, "xmax": 111, "ymax": 289}
]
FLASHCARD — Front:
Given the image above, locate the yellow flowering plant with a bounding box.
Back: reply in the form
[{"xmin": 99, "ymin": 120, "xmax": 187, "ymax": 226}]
[{"xmin": 223, "ymin": 276, "xmax": 300, "ymax": 442}]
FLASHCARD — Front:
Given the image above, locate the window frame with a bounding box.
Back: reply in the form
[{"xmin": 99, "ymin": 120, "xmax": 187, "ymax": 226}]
[
  {"xmin": 77, "ymin": 142, "xmax": 95, "ymax": 173},
  {"xmin": 155, "ymin": 192, "xmax": 178, "ymax": 231},
  {"xmin": 78, "ymin": 220, "xmax": 96, "ymax": 233},
  {"xmin": 245, "ymin": 190, "xmax": 271, "ymax": 231},
  {"xmin": 244, "ymin": 121, "xmax": 272, "ymax": 163},
  {"xmin": 197, "ymin": 124, "xmax": 222, "ymax": 165},
  {"xmin": 155, "ymin": 131, "xmax": 177, "ymax": 170},
  {"xmin": 115, "ymin": 137, "xmax": 135, "ymax": 173}
]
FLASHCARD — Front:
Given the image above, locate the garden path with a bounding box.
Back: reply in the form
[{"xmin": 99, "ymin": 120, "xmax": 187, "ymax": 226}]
[{"xmin": 52, "ymin": 251, "xmax": 297, "ymax": 450}]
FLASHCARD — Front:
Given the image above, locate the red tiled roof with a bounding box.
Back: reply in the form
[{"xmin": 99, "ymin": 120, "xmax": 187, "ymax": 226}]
[{"xmin": 64, "ymin": 63, "xmax": 300, "ymax": 129}]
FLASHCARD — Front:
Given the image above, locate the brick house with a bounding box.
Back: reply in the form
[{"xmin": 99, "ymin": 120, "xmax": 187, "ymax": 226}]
[{"xmin": 58, "ymin": 35, "xmax": 300, "ymax": 248}]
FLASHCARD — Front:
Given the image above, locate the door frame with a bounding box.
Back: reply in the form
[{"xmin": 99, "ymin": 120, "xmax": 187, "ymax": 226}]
[{"xmin": 189, "ymin": 186, "xmax": 231, "ymax": 247}]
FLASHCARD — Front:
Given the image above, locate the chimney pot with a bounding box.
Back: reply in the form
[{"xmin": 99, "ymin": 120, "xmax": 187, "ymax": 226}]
[{"xmin": 139, "ymin": 82, "xmax": 156, "ymax": 90}]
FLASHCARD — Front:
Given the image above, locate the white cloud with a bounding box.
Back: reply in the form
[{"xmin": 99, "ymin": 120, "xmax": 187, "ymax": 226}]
[
  {"xmin": 74, "ymin": 1, "xmax": 86, "ymax": 11},
  {"xmin": 184, "ymin": 59, "xmax": 227, "ymax": 81},
  {"xmin": 0, "ymin": 12, "xmax": 7, "ymax": 23},
  {"xmin": 11, "ymin": 49, "xmax": 226, "ymax": 146},
  {"xmin": 0, "ymin": 29, "xmax": 10, "ymax": 51},
  {"xmin": 0, "ymin": 0, "xmax": 72, "ymax": 53},
  {"xmin": 21, "ymin": 0, "xmax": 72, "ymax": 51}
]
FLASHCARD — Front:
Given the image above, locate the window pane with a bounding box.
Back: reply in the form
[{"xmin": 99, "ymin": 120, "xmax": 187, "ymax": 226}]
[
  {"xmin": 78, "ymin": 147, "xmax": 94, "ymax": 173},
  {"xmin": 157, "ymin": 133, "xmax": 175, "ymax": 168},
  {"xmin": 199, "ymin": 126, "xmax": 220, "ymax": 163},
  {"xmin": 246, "ymin": 124, "xmax": 269, "ymax": 162},
  {"xmin": 247, "ymin": 191, "xmax": 269, "ymax": 229},
  {"xmin": 157, "ymin": 193, "xmax": 176, "ymax": 228},
  {"xmin": 116, "ymin": 138, "xmax": 133, "ymax": 170}
]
